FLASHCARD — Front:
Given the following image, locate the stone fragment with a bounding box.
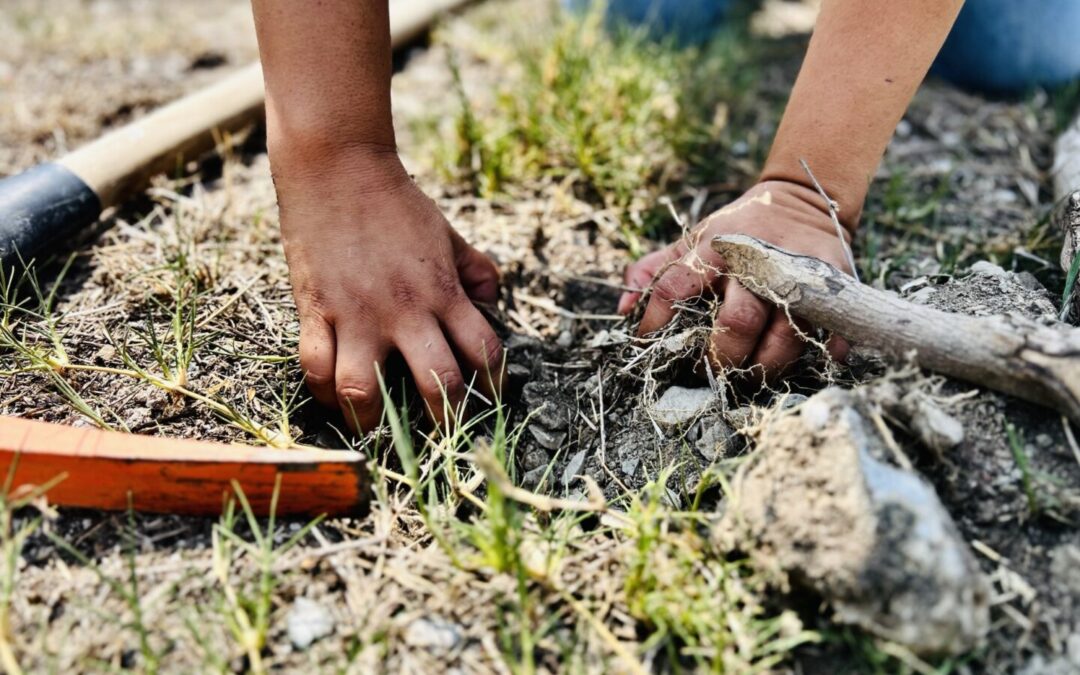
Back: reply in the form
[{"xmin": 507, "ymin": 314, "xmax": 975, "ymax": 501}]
[
  {"xmin": 695, "ymin": 418, "xmax": 734, "ymax": 461},
  {"xmin": 522, "ymin": 465, "xmax": 549, "ymax": 489},
  {"xmin": 902, "ymin": 392, "xmax": 965, "ymax": 453},
  {"xmin": 521, "ymin": 448, "xmax": 550, "ymax": 471},
  {"xmin": 649, "ymin": 386, "xmax": 716, "ymax": 427},
  {"xmin": 286, "ymin": 598, "xmax": 335, "ymax": 650},
  {"xmin": 528, "ymin": 426, "xmax": 567, "ymax": 451},
  {"xmin": 522, "ymin": 381, "xmax": 569, "ymax": 430},
  {"xmin": 561, "ymin": 450, "xmax": 587, "ymax": 488},
  {"xmin": 969, "ymin": 260, "xmax": 1007, "ymax": 277},
  {"xmin": 403, "ymin": 616, "xmax": 463, "ymax": 651}
]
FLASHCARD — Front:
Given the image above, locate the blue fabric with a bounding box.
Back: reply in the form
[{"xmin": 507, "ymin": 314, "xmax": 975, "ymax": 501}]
[
  {"xmin": 933, "ymin": 0, "xmax": 1080, "ymax": 92},
  {"xmin": 563, "ymin": 0, "xmax": 731, "ymax": 44},
  {"xmin": 567, "ymin": 0, "xmax": 1080, "ymax": 92}
]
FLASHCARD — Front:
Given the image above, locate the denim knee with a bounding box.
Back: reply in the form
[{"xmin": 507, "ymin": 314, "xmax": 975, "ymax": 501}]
[
  {"xmin": 562, "ymin": 0, "xmax": 731, "ymax": 44},
  {"xmin": 934, "ymin": 0, "xmax": 1080, "ymax": 92}
]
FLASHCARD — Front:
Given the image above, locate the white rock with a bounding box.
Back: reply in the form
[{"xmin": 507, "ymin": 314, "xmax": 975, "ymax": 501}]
[
  {"xmin": 404, "ymin": 616, "xmax": 463, "ymax": 651},
  {"xmin": 650, "ymin": 387, "xmax": 716, "ymax": 427},
  {"xmin": 287, "ymin": 598, "xmax": 334, "ymax": 650},
  {"xmin": 969, "ymin": 260, "xmax": 1007, "ymax": 277},
  {"xmin": 904, "ymin": 393, "xmax": 965, "ymax": 452}
]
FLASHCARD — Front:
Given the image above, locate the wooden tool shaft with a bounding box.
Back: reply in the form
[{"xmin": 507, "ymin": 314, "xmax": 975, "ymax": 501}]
[{"xmin": 0, "ymin": 0, "xmax": 473, "ymax": 263}]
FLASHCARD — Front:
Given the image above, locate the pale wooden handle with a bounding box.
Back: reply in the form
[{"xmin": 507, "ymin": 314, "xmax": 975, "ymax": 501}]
[{"xmin": 57, "ymin": 0, "xmax": 473, "ymax": 208}]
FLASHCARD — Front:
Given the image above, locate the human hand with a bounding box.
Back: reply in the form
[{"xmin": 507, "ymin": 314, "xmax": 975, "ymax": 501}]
[
  {"xmin": 618, "ymin": 180, "xmax": 851, "ymax": 378},
  {"xmin": 273, "ymin": 147, "xmax": 503, "ymax": 431}
]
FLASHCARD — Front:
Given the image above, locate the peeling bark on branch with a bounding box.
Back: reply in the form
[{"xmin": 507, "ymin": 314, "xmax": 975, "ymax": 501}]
[{"xmin": 711, "ymin": 234, "xmax": 1080, "ymax": 423}]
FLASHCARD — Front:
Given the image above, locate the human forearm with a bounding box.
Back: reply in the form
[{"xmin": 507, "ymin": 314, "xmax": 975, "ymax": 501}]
[
  {"xmin": 760, "ymin": 0, "xmax": 965, "ymax": 230},
  {"xmin": 251, "ymin": 0, "xmax": 398, "ymax": 175}
]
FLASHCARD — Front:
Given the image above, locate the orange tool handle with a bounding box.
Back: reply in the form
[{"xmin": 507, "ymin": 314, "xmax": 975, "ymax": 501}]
[{"xmin": 0, "ymin": 416, "xmax": 369, "ymax": 517}]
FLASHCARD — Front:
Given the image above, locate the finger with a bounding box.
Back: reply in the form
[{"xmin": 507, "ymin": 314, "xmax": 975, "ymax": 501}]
[
  {"xmin": 618, "ymin": 247, "xmax": 681, "ymax": 315},
  {"xmin": 333, "ymin": 327, "xmax": 390, "ymax": 433},
  {"xmin": 452, "ymin": 234, "xmax": 500, "ymax": 303},
  {"xmin": 637, "ymin": 257, "xmax": 715, "ymax": 335},
  {"xmin": 826, "ymin": 334, "xmax": 850, "ymax": 364},
  {"xmin": 751, "ymin": 313, "xmax": 811, "ymax": 378},
  {"xmin": 443, "ymin": 302, "xmax": 505, "ymax": 399},
  {"xmin": 298, "ymin": 314, "xmax": 337, "ymax": 408},
  {"xmin": 709, "ymin": 279, "xmax": 770, "ymax": 371},
  {"xmin": 397, "ymin": 321, "xmax": 467, "ymax": 427}
]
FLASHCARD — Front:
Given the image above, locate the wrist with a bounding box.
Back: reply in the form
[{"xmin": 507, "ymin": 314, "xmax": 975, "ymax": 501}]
[
  {"xmin": 759, "ymin": 159, "xmax": 866, "ymax": 234},
  {"xmin": 269, "ymin": 134, "xmax": 410, "ymax": 195},
  {"xmin": 753, "ymin": 178, "xmax": 857, "ymax": 242}
]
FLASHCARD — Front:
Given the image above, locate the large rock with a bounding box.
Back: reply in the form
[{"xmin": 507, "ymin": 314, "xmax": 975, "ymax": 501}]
[{"xmin": 718, "ymin": 388, "xmax": 989, "ymax": 655}]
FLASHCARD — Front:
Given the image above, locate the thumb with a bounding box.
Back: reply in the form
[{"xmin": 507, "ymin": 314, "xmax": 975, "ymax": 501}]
[
  {"xmin": 618, "ymin": 246, "xmax": 682, "ymax": 314},
  {"xmin": 452, "ymin": 233, "xmax": 500, "ymax": 303}
]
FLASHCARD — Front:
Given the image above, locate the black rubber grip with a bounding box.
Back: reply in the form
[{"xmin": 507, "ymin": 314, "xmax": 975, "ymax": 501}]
[{"xmin": 0, "ymin": 162, "xmax": 101, "ymax": 265}]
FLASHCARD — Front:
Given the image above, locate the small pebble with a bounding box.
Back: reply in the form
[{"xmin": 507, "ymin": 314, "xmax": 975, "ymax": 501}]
[
  {"xmin": 561, "ymin": 450, "xmax": 587, "ymax": 488},
  {"xmin": 286, "ymin": 598, "xmax": 334, "ymax": 650},
  {"xmin": 528, "ymin": 426, "xmax": 567, "ymax": 451},
  {"xmin": 404, "ymin": 616, "xmax": 463, "ymax": 651}
]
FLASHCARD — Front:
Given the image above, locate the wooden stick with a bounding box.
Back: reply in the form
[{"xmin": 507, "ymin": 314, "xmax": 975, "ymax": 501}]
[
  {"xmin": 711, "ymin": 234, "xmax": 1080, "ymax": 423},
  {"xmin": 0, "ymin": 416, "xmax": 368, "ymax": 517}
]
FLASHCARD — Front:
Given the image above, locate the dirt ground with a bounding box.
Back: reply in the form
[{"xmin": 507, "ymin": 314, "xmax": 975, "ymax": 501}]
[{"xmin": 1, "ymin": 0, "xmax": 1079, "ymax": 673}]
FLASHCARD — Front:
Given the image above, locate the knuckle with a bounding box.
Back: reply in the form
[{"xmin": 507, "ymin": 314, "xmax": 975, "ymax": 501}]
[
  {"xmin": 479, "ymin": 333, "xmax": 504, "ymax": 370},
  {"xmin": 433, "ymin": 264, "xmax": 463, "ymax": 300},
  {"xmin": 295, "ymin": 286, "xmax": 332, "ymax": 317},
  {"xmin": 764, "ymin": 317, "xmax": 801, "ymax": 346},
  {"xmin": 336, "ymin": 383, "xmax": 379, "ymax": 409},
  {"xmin": 721, "ymin": 302, "xmax": 768, "ymax": 338},
  {"xmin": 304, "ymin": 369, "xmax": 334, "ymax": 389},
  {"xmin": 651, "ymin": 274, "xmax": 689, "ymax": 304},
  {"xmin": 424, "ymin": 367, "xmax": 465, "ymax": 400},
  {"xmin": 389, "ymin": 272, "xmax": 420, "ymax": 306}
]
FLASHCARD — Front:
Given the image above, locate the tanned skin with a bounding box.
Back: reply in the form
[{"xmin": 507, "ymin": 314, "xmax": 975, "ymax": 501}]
[{"xmin": 250, "ymin": 0, "xmax": 965, "ymax": 430}]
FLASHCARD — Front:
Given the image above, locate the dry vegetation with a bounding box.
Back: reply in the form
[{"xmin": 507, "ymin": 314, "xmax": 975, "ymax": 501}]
[{"xmin": 1, "ymin": 1, "xmax": 1079, "ymax": 673}]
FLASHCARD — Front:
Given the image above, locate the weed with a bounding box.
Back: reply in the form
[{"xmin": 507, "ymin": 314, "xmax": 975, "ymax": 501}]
[
  {"xmin": 211, "ymin": 478, "xmax": 323, "ymax": 674},
  {"xmin": 420, "ymin": 3, "xmax": 763, "ymax": 239},
  {"xmin": 0, "ymin": 458, "xmax": 67, "ymax": 675},
  {"xmin": 823, "ymin": 627, "xmax": 962, "ymax": 675},
  {"xmin": 623, "ymin": 470, "xmax": 816, "ymax": 672},
  {"xmin": 1006, "ymin": 422, "xmax": 1040, "ymax": 516},
  {"xmin": 46, "ymin": 505, "xmax": 166, "ymax": 674}
]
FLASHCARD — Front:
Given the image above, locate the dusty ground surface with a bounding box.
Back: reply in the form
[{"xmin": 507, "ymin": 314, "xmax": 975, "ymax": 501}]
[{"xmin": 1, "ymin": 0, "xmax": 1079, "ymax": 673}]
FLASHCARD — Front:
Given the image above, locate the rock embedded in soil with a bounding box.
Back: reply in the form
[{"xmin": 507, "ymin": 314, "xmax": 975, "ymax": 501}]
[
  {"xmin": 560, "ymin": 450, "xmax": 587, "ymax": 488},
  {"xmin": 719, "ymin": 387, "xmax": 990, "ymax": 655},
  {"xmin": 528, "ymin": 426, "xmax": 566, "ymax": 451},
  {"xmin": 694, "ymin": 417, "xmax": 735, "ymax": 461},
  {"xmin": 403, "ymin": 616, "xmax": 463, "ymax": 651},
  {"xmin": 923, "ymin": 262, "xmax": 1058, "ymax": 323},
  {"xmin": 649, "ymin": 386, "xmax": 716, "ymax": 427},
  {"xmin": 902, "ymin": 391, "xmax": 965, "ymax": 453}
]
